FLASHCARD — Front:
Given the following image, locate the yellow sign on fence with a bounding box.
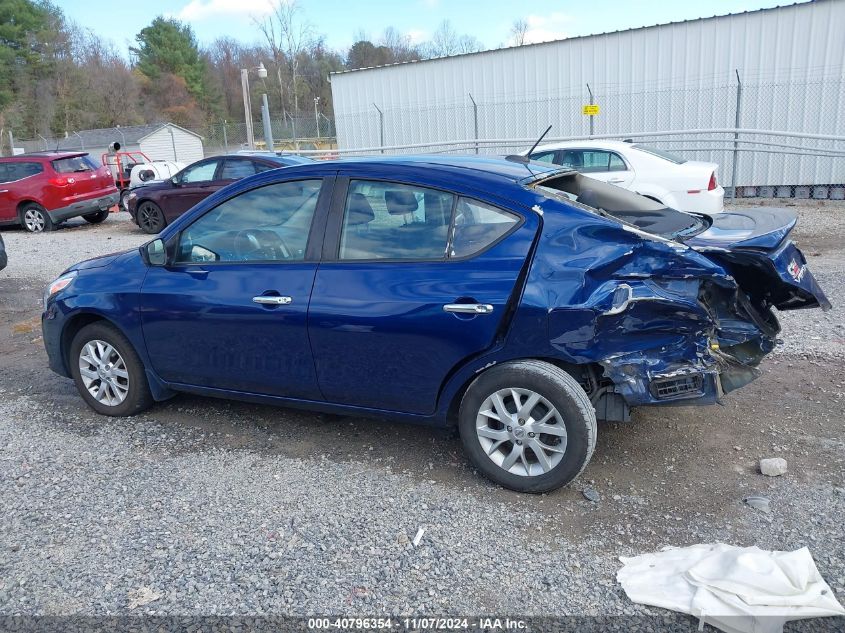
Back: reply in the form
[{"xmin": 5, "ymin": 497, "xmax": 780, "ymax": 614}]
[{"xmin": 582, "ymin": 104, "xmax": 600, "ymax": 116}]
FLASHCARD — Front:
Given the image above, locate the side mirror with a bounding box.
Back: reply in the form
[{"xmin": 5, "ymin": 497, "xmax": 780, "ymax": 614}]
[
  {"xmin": 145, "ymin": 239, "xmax": 167, "ymax": 266},
  {"xmin": 170, "ymin": 176, "xmax": 179, "ymax": 186}
]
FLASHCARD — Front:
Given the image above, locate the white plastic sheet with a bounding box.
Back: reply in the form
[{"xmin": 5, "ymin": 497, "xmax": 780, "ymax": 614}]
[{"xmin": 617, "ymin": 544, "xmax": 844, "ymax": 633}]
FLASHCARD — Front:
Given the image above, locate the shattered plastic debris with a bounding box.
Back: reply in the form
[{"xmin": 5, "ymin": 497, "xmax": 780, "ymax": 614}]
[{"xmin": 743, "ymin": 495, "xmax": 772, "ymax": 513}]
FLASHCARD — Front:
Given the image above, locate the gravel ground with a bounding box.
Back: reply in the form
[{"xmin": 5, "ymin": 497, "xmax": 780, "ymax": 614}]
[{"xmin": 0, "ymin": 207, "xmax": 843, "ymax": 629}]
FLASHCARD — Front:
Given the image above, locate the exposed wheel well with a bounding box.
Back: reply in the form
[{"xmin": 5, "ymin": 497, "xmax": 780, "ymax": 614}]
[
  {"xmin": 17, "ymin": 200, "xmax": 44, "ymax": 215},
  {"xmin": 60, "ymin": 313, "xmax": 108, "ymax": 374},
  {"xmin": 445, "ymin": 358, "xmax": 602, "ymax": 426}
]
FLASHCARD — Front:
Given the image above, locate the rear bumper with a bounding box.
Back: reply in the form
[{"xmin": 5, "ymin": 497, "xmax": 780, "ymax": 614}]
[
  {"xmin": 49, "ymin": 192, "xmax": 119, "ymax": 222},
  {"xmin": 671, "ymin": 187, "xmax": 724, "ymax": 213}
]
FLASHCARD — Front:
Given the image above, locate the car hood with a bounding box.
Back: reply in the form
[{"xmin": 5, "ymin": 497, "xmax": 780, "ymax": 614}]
[{"xmin": 65, "ymin": 249, "xmax": 135, "ymax": 274}]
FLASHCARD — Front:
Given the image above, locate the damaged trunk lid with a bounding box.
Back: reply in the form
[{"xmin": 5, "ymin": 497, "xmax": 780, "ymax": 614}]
[{"xmin": 685, "ymin": 208, "xmax": 831, "ymax": 312}]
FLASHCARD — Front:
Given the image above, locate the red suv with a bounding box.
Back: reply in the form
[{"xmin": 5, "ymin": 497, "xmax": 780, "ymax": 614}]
[{"xmin": 0, "ymin": 152, "xmax": 118, "ymax": 232}]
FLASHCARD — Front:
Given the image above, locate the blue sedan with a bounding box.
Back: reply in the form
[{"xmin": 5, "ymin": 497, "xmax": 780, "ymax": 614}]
[{"xmin": 41, "ymin": 156, "xmax": 830, "ymax": 492}]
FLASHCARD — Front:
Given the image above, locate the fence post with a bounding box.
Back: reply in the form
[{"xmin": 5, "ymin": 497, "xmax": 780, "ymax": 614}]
[
  {"xmin": 373, "ymin": 103, "xmax": 384, "ymax": 153},
  {"xmin": 222, "ymin": 120, "xmax": 228, "ymax": 152},
  {"xmin": 730, "ymin": 70, "xmax": 742, "ymax": 199},
  {"xmin": 468, "ymin": 93, "xmax": 479, "ymax": 154},
  {"xmin": 586, "ymin": 83, "xmax": 595, "ymax": 138},
  {"xmin": 9, "ymin": 130, "xmax": 14, "ymax": 156}
]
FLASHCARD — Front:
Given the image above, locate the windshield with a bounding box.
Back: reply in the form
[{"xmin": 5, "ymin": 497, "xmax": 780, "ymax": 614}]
[
  {"xmin": 529, "ymin": 171, "xmax": 708, "ymax": 240},
  {"xmin": 630, "ymin": 144, "xmax": 687, "ymax": 164}
]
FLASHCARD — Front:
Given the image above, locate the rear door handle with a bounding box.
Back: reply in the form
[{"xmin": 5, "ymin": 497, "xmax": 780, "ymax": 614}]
[
  {"xmin": 443, "ymin": 303, "xmax": 494, "ymax": 314},
  {"xmin": 608, "ymin": 178, "xmax": 625, "ymax": 184},
  {"xmin": 253, "ymin": 295, "xmax": 292, "ymax": 305}
]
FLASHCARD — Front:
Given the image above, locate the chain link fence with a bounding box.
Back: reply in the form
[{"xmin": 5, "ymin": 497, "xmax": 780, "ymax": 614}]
[{"xmin": 332, "ymin": 72, "xmax": 845, "ymax": 198}]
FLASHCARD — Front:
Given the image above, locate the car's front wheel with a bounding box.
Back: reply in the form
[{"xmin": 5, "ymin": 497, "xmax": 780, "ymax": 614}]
[
  {"xmin": 136, "ymin": 201, "xmax": 166, "ymax": 234},
  {"xmin": 459, "ymin": 360, "xmax": 597, "ymax": 493},
  {"xmin": 20, "ymin": 203, "xmax": 54, "ymax": 233},
  {"xmin": 83, "ymin": 210, "xmax": 110, "ymax": 224},
  {"xmin": 69, "ymin": 322, "xmax": 154, "ymax": 417}
]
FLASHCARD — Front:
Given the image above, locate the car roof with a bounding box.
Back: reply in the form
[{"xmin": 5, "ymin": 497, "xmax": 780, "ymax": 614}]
[
  {"xmin": 532, "ymin": 139, "xmax": 635, "ymax": 151},
  {"xmin": 313, "ymin": 154, "xmax": 566, "ymax": 183},
  {"xmin": 0, "ymin": 151, "xmax": 87, "ymax": 162}
]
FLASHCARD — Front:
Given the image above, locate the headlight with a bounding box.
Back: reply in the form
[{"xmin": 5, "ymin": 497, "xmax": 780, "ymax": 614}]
[{"xmin": 43, "ymin": 271, "xmax": 77, "ymax": 308}]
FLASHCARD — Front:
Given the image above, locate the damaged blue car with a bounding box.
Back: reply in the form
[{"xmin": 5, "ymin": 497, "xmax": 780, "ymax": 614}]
[{"xmin": 41, "ymin": 156, "xmax": 830, "ymax": 492}]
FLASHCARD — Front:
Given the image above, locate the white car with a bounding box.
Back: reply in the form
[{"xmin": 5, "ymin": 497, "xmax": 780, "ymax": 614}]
[{"xmin": 525, "ymin": 140, "xmax": 724, "ymax": 213}]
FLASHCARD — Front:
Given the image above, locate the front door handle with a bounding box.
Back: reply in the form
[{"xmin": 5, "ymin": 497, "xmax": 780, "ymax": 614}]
[
  {"xmin": 443, "ymin": 303, "xmax": 494, "ymax": 314},
  {"xmin": 253, "ymin": 295, "xmax": 292, "ymax": 306}
]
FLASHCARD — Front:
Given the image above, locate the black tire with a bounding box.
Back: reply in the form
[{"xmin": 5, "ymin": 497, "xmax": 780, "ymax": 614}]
[
  {"xmin": 20, "ymin": 203, "xmax": 54, "ymax": 233},
  {"xmin": 458, "ymin": 360, "xmax": 597, "ymax": 493},
  {"xmin": 69, "ymin": 322, "xmax": 154, "ymax": 417},
  {"xmin": 136, "ymin": 200, "xmax": 167, "ymax": 234},
  {"xmin": 83, "ymin": 210, "xmax": 110, "ymax": 224}
]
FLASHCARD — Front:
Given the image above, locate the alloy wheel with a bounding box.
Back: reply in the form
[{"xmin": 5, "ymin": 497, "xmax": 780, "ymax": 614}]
[
  {"xmin": 78, "ymin": 339, "xmax": 130, "ymax": 406},
  {"xmin": 475, "ymin": 387, "xmax": 568, "ymax": 477},
  {"xmin": 24, "ymin": 208, "xmax": 46, "ymax": 232},
  {"xmin": 138, "ymin": 203, "xmax": 164, "ymax": 233}
]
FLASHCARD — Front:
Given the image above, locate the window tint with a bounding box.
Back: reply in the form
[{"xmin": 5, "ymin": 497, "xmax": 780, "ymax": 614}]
[
  {"xmin": 180, "ymin": 161, "xmax": 218, "ymax": 183},
  {"xmin": 339, "ymin": 181, "xmax": 454, "ymax": 260},
  {"xmin": 631, "ymin": 144, "xmax": 687, "ymax": 164},
  {"xmin": 450, "ymin": 198, "xmax": 519, "ymax": 258},
  {"xmin": 0, "ymin": 162, "xmax": 43, "ymax": 182},
  {"xmin": 579, "ymin": 151, "xmax": 614, "ymax": 173},
  {"xmin": 530, "ymin": 151, "xmax": 558, "ymax": 164},
  {"xmin": 220, "ymin": 159, "xmax": 257, "ymax": 180},
  {"xmin": 608, "ymin": 153, "xmax": 627, "ymax": 171},
  {"xmin": 176, "ymin": 180, "xmax": 321, "ymax": 263},
  {"xmin": 254, "ymin": 162, "xmax": 278, "ymax": 173},
  {"xmin": 52, "ymin": 155, "xmax": 98, "ymax": 173}
]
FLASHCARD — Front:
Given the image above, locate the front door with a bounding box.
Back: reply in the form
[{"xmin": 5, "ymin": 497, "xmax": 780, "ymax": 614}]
[
  {"xmin": 140, "ymin": 177, "xmax": 331, "ymax": 399},
  {"xmin": 160, "ymin": 158, "xmax": 222, "ymax": 218},
  {"xmin": 307, "ymin": 177, "xmax": 538, "ymax": 415}
]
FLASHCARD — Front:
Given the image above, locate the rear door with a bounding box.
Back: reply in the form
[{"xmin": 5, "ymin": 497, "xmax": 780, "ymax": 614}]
[
  {"xmin": 140, "ymin": 176, "xmax": 333, "ymax": 398},
  {"xmin": 160, "ymin": 158, "xmax": 222, "ymax": 217},
  {"xmin": 217, "ymin": 157, "xmax": 260, "ymax": 185},
  {"xmin": 307, "ymin": 176, "xmax": 539, "ymax": 415}
]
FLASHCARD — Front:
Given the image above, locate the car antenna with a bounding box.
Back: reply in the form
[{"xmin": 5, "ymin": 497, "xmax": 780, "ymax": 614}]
[{"xmin": 506, "ymin": 125, "xmax": 552, "ymax": 164}]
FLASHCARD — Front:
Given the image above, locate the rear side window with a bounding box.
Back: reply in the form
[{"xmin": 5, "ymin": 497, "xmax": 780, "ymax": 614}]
[
  {"xmin": 451, "ymin": 199, "xmax": 520, "ymax": 258},
  {"xmin": 52, "ymin": 155, "xmax": 99, "ymax": 173},
  {"xmin": 220, "ymin": 159, "xmax": 257, "ymax": 180},
  {"xmin": 337, "ymin": 180, "xmax": 520, "ymax": 261},
  {"xmin": 0, "ymin": 162, "xmax": 43, "ymax": 182},
  {"xmin": 339, "ymin": 181, "xmax": 454, "ymax": 260},
  {"xmin": 530, "ymin": 151, "xmax": 558, "ymax": 164}
]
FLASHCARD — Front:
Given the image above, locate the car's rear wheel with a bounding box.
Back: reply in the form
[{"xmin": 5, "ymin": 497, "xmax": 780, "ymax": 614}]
[
  {"xmin": 459, "ymin": 360, "xmax": 597, "ymax": 493},
  {"xmin": 20, "ymin": 203, "xmax": 54, "ymax": 233},
  {"xmin": 69, "ymin": 322, "xmax": 154, "ymax": 417},
  {"xmin": 83, "ymin": 210, "xmax": 110, "ymax": 224},
  {"xmin": 137, "ymin": 201, "xmax": 166, "ymax": 234}
]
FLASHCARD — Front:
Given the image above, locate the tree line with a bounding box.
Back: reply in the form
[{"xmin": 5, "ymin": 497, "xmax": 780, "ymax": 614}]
[{"xmin": 0, "ymin": 0, "xmax": 529, "ymax": 140}]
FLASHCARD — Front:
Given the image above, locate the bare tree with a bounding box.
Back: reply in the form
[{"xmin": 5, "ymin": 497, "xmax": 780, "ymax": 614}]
[
  {"xmin": 255, "ymin": 0, "xmax": 314, "ymax": 115},
  {"xmin": 425, "ymin": 20, "xmax": 482, "ymax": 58},
  {"xmin": 510, "ymin": 18, "xmax": 529, "ymax": 46}
]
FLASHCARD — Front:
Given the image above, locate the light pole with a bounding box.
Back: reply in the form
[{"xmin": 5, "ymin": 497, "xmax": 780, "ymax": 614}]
[
  {"xmin": 314, "ymin": 97, "xmax": 321, "ymax": 139},
  {"xmin": 240, "ymin": 62, "xmax": 267, "ymax": 150}
]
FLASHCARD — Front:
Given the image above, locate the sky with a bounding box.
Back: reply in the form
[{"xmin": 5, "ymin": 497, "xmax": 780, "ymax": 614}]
[{"xmin": 57, "ymin": 0, "xmax": 799, "ymax": 56}]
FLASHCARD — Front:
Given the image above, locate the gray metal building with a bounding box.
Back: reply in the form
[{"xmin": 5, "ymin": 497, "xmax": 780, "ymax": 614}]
[{"xmin": 330, "ymin": 0, "xmax": 845, "ymax": 191}]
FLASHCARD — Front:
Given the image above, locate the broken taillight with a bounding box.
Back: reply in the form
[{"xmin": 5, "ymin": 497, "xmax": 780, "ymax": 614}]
[{"xmin": 708, "ymin": 172, "xmax": 718, "ymax": 191}]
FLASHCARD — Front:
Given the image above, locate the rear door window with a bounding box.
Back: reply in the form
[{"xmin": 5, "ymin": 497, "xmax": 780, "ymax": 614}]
[
  {"xmin": 338, "ymin": 180, "xmax": 454, "ymax": 260},
  {"xmin": 0, "ymin": 162, "xmax": 43, "ymax": 182},
  {"xmin": 220, "ymin": 159, "xmax": 258, "ymax": 180},
  {"xmin": 530, "ymin": 151, "xmax": 559, "ymax": 164}
]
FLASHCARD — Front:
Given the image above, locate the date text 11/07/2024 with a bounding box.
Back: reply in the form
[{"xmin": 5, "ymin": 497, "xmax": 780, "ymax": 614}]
[{"xmin": 307, "ymin": 617, "xmax": 528, "ymax": 630}]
